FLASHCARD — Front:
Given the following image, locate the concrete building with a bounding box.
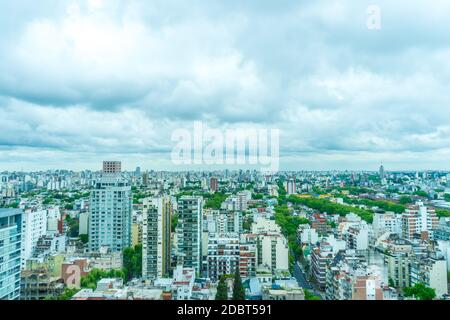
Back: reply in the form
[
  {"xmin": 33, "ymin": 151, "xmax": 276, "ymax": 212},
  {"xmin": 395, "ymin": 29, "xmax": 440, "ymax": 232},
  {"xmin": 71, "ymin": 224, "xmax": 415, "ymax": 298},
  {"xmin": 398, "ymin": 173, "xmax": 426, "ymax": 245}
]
[
  {"xmin": 285, "ymin": 178, "xmax": 296, "ymax": 196},
  {"xmin": 373, "ymin": 212, "xmax": 402, "ymax": 237},
  {"xmin": 206, "ymin": 233, "xmax": 240, "ymax": 280},
  {"xmin": 346, "ymin": 224, "xmax": 369, "ymax": 251},
  {"xmin": 205, "ymin": 210, "xmax": 242, "ymax": 234},
  {"xmin": 262, "ymin": 286, "xmax": 304, "ymax": 300},
  {"xmin": 209, "ymin": 177, "xmax": 218, "ymax": 193},
  {"xmin": 257, "ymin": 233, "xmax": 289, "ymax": 272},
  {"xmin": 21, "ymin": 208, "xmax": 48, "ymax": 268},
  {"xmin": 177, "ymin": 196, "xmax": 203, "ymax": 274},
  {"xmin": 239, "ymin": 241, "xmax": 257, "ymax": 279},
  {"xmin": 386, "ymin": 252, "xmax": 411, "ymax": 289},
  {"xmin": 20, "ymin": 269, "xmax": 64, "ymax": 300},
  {"xmin": 0, "ymin": 209, "xmax": 22, "ymax": 300},
  {"xmin": 298, "ymin": 224, "xmax": 319, "ymax": 245},
  {"xmin": 352, "ymin": 275, "xmax": 384, "ymax": 300},
  {"xmin": 402, "ymin": 202, "xmax": 439, "ymax": 240},
  {"xmin": 78, "ymin": 211, "xmax": 89, "ymax": 235},
  {"xmin": 88, "ymin": 169, "xmax": 132, "ymax": 253},
  {"xmin": 410, "ymin": 256, "xmax": 448, "ymax": 298},
  {"xmin": 102, "ymin": 161, "xmax": 122, "ymax": 174},
  {"xmin": 142, "ymin": 196, "xmax": 172, "ymax": 279},
  {"xmin": 311, "ymin": 242, "xmax": 335, "ymax": 291}
]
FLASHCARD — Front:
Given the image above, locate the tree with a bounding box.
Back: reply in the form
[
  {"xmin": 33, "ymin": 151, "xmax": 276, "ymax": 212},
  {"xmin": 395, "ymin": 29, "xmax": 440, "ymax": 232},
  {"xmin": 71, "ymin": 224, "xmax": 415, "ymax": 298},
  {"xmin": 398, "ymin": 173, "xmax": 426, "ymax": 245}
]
[
  {"xmin": 304, "ymin": 289, "xmax": 321, "ymax": 300},
  {"xmin": 388, "ymin": 278, "xmax": 396, "ymax": 288},
  {"xmin": 123, "ymin": 244, "xmax": 142, "ymax": 281},
  {"xmin": 232, "ymin": 268, "xmax": 245, "ymax": 300},
  {"xmin": 79, "ymin": 234, "xmax": 88, "ymax": 244},
  {"xmin": 403, "ymin": 283, "xmax": 436, "ymax": 300},
  {"xmin": 399, "ymin": 196, "xmax": 413, "ymax": 205},
  {"xmin": 216, "ymin": 276, "xmax": 228, "ymax": 300}
]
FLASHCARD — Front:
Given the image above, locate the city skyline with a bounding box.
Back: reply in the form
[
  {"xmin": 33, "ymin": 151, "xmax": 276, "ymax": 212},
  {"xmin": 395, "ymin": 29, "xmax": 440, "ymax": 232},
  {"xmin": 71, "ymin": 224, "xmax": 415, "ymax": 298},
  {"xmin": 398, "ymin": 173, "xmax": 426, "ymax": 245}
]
[{"xmin": 1, "ymin": 1, "xmax": 450, "ymax": 171}]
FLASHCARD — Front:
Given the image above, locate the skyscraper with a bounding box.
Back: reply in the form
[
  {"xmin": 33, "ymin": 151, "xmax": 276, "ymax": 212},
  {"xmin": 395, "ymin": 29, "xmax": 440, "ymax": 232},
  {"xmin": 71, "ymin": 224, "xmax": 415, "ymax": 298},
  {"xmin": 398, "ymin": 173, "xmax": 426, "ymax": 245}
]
[
  {"xmin": 379, "ymin": 164, "xmax": 385, "ymax": 180},
  {"xmin": 0, "ymin": 209, "xmax": 22, "ymax": 300},
  {"xmin": 142, "ymin": 196, "xmax": 172, "ymax": 279},
  {"xmin": 89, "ymin": 162, "xmax": 131, "ymax": 252},
  {"xmin": 176, "ymin": 196, "xmax": 203, "ymax": 274},
  {"xmin": 209, "ymin": 177, "xmax": 218, "ymax": 193}
]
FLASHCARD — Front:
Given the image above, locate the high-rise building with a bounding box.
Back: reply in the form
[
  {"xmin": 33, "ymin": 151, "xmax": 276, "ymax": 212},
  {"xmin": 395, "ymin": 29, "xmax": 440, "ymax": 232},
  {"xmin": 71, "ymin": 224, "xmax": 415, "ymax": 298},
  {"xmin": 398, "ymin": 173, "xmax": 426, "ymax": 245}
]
[
  {"xmin": 285, "ymin": 178, "xmax": 296, "ymax": 195},
  {"xmin": 379, "ymin": 164, "xmax": 385, "ymax": 180},
  {"xmin": 102, "ymin": 161, "xmax": 122, "ymax": 174},
  {"xmin": 89, "ymin": 163, "xmax": 131, "ymax": 252},
  {"xmin": 0, "ymin": 209, "xmax": 22, "ymax": 300},
  {"xmin": 142, "ymin": 196, "xmax": 172, "ymax": 279},
  {"xmin": 209, "ymin": 177, "xmax": 218, "ymax": 193},
  {"xmin": 177, "ymin": 196, "xmax": 203, "ymax": 274},
  {"xmin": 142, "ymin": 171, "xmax": 149, "ymax": 186},
  {"xmin": 21, "ymin": 208, "xmax": 47, "ymax": 269}
]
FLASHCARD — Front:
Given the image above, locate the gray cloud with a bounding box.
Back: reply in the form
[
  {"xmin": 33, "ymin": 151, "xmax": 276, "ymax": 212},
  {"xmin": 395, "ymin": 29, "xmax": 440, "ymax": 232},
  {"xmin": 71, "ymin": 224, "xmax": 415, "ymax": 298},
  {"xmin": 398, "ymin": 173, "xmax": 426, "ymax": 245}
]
[{"xmin": 1, "ymin": 0, "xmax": 450, "ymax": 170}]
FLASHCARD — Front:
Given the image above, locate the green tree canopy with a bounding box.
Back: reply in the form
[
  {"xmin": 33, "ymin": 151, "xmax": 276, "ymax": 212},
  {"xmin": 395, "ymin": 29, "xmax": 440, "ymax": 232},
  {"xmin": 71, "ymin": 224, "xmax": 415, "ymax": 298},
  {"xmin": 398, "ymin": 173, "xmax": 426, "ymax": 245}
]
[
  {"xmin": 216, "ymin": 276, "xmax": 228, "ymax": 300},
  {"xmin": 403, "ymin": 283, "xmax": 436, "ymax": 300},
  {"xmin": 232, "ymin": 268, "xmax": 245, "ymax": 300}
]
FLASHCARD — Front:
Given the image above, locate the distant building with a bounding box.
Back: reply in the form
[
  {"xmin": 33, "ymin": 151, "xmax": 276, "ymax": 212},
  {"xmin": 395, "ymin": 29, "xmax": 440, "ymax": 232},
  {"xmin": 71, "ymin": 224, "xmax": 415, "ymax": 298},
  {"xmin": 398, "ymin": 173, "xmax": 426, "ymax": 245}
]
[
  {"xmin": 209, "ymin": 177, "xmax": 218, "ymax": 193},
  {"xmin": 379, "ymin": 164, "xmax": 385, "ymax": 180},
  {"xmin": 102, "ymin": 161, "xmax": 122, "ymax": 174}
]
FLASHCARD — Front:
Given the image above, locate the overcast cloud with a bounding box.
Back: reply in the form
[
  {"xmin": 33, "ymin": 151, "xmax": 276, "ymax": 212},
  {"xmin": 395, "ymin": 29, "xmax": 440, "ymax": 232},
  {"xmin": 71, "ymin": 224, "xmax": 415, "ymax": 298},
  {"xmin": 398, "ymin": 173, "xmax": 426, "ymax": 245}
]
[{"xmin": 1, "ymin": 0, "xmax": 450, "ymax": 171}]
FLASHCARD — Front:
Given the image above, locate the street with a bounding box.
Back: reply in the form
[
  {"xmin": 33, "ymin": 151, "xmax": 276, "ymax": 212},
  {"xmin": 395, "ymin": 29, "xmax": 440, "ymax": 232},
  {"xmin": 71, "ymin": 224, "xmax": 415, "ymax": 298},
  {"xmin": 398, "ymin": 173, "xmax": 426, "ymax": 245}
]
[{"xmin": 293, "ymin": 261, "xmax": 324, "ymax": 300}]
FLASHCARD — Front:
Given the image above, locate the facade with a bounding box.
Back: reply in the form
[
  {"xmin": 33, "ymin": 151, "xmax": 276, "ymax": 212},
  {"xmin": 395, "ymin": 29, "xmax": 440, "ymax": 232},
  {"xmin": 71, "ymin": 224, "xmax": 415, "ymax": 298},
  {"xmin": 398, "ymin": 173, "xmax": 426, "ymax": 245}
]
[
  {"xmin": 262, "ymin": 287, "xmax": 305, "ymax": 300},
  {"xmin": 206, "ymin": 233, "xmax": 240, "ymax": 280},
  {"xmin": 285, "ymin": 178, "xmax": 296, "ymax": 195},
  {"xmin": 20, "ymin": 269, "xmax": 64, "ymax": 300},
  {"xmin": 346, "ymin": 225, "xmax": 369, "ymax": 251},
  {"xmin": 386, "ymin": 252, "xmax": 411, "ymax": 289},
  {"xmin": 78, "ymin": 211, "xmax": 89, "ymax": 235},
  {"xmin": 88, "ymin": 173, "xmax": 132, "ymax": 252},
  {"xmin": 373, "ymin": 212, "xmax": 402, "ymax": 237},
  {"xmin": 102, "ymin": 161, "xmax": 122, "ymax": 174},
  {"xmin": 205, "ymin": 210, "xmax": 242, "ymax": 234},
  {"xmin": 402, "ymin": 202, "xmax": 439, "ymax": 240},
  {"xmin": 209, "ymin": 177, "xmax": 218, "ymax": 193},
  {"xmin": 142, "ymin": 196, "xmax": 172, "ymax": 279},
  {"xmin": 310, "ymin": 213, "xmax": 330, "ymax": 236},
  {"xmin": 0, "ymin": 209, "xmax": 23, "ymax": 300},
  {"xmin": 298, "ymin": 224, "xmax": 319, "ymax": 245},
  {"xmin": 21, "ymin": 208, "xmax": 47, "ymax": 269},
  {"xmin": 257, "ymin": 233, "xmax": 289, "ymax": 272},
  {"xmin": 352, "ymin": 276, "xmax": 383, "ymax": 300},
  {"xmin": 410, "ymin": 256, "xmax": 448, "ymax": 298},
  {"xmin": 311, "ymin": 242, "xmax": 335, "ymax": 291},
  {"xmin": 177, "ymin": 196, "xmax": 203, "ymax": 274}
]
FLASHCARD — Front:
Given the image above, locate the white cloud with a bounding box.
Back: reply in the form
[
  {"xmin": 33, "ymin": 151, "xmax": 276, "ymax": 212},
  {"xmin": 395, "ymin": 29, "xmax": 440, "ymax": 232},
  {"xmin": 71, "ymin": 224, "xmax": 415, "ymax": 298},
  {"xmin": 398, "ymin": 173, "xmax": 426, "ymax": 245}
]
[{"xmin": 1, "ymin": 0, "xmax": 450, "ymax": 170}]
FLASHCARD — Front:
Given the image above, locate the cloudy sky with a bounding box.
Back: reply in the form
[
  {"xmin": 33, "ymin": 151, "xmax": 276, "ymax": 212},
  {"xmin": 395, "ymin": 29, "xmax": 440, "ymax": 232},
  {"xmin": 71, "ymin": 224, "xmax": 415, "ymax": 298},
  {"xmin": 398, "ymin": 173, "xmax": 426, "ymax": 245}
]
[{"xmin": 1, "ymin": 0, "xmax": 450, "ymax": 172}]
